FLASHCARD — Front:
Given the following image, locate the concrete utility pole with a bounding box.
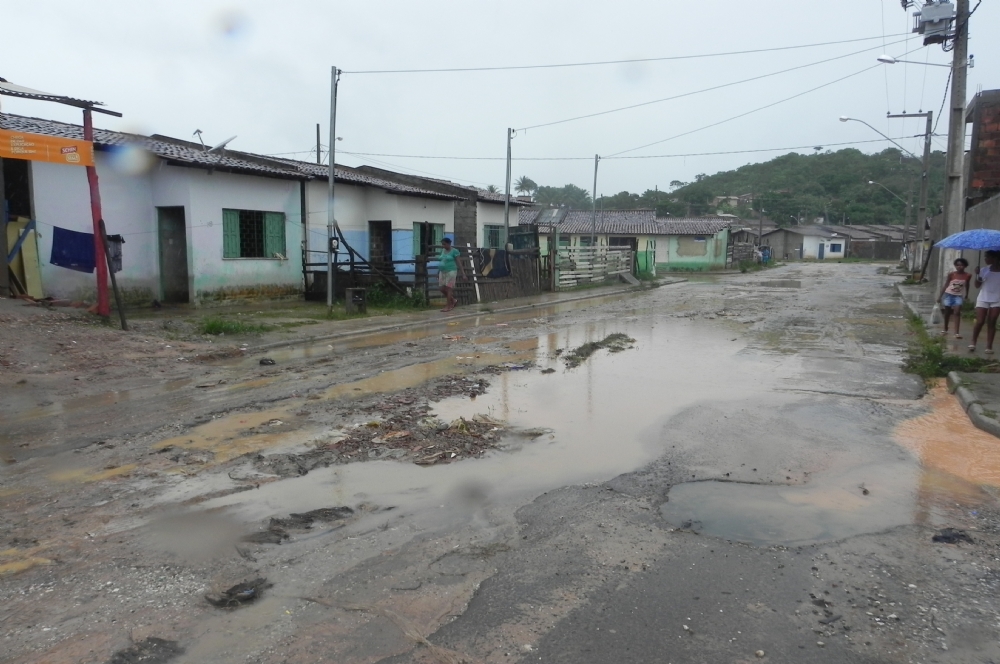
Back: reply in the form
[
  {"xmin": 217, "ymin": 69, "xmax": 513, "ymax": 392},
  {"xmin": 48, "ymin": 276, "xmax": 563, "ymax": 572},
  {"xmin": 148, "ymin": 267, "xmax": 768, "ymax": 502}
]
[
  {"xmin": 327, "ymin": 66, "xmax": 340, "ymax": 312},
  {"xmin": 941, "ymin": 0, "xmax": 970, "ymax": 269},
  {"xmin": 888, "ymin": 111, "xmax": 934, "ymax": 270},
  {"xmin": 503, "ymin": 128, "xmax": 513, "ymax": 246},
  {"xmin": 590, "ymin": 154, "xmax": 599, "ymax": 246},
  {"xmin": 316, "ymin": 123, "xmax": 321, "ymax": 165}
]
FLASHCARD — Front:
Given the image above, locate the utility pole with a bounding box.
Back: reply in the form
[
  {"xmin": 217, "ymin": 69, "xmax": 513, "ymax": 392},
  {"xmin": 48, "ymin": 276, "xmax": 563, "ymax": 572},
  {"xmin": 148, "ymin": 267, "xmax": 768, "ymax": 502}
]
[
  {"xmin": 503, "ymin": 128, "xmax": 512, "ymax": 247},
  {"xmin": 590, "ymin": 154, "xmax": 599, "ymax": 246},
  {"xmin": 83, "ymin": 108, "xmax": 110, "ymax": 318},
  {"xmin": 0, "ymin": 155, "xmax": 7, "ymax": 295},
  {"xmin": 316, "ymin": 123, "xmax": 321, "ymax": 165},
  {"xmin": 941, "ymin": 0, "xmax": 970, "ymax": 270},
  {"xmin": 888, "ymin": 111, "xmax": 933, "ymax": 270},
  {"xmin": 326, "ymin": 66, "xmax": 340, "ymax": 312}
]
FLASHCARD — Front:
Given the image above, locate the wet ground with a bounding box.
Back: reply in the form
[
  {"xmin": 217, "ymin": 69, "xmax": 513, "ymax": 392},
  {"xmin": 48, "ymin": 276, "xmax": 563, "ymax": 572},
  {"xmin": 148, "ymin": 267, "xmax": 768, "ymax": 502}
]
[{"xmin": 2, "ymin": 263, "xmax": 1000, "ymax": 664}]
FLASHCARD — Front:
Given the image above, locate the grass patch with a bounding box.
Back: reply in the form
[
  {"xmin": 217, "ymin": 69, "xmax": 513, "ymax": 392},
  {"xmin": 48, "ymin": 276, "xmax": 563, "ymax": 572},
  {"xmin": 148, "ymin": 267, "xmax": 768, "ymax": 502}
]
[
  {"xmin": 903, "ymin": 314, "xmax": 998, "ymax": 383},
  {"xmin": 563, "ymin": 333, "xmax": 636, "ymax": 368},
  {"xmin": 199, "ymin": 317, "xmax": 270, "ymax": 336},
  {"xmin": 364, "ymin": 282, "xmax": 428, "ymax": 309}
]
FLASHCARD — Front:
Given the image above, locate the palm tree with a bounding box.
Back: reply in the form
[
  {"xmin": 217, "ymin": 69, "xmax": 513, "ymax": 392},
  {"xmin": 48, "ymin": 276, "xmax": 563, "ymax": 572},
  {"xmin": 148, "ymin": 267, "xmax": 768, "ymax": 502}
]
[
  {"xmin": 485, "ymin": 184, "xmax": 500, "ymax": 193},
  {"xmin": 515, "ymin": 176, "xmax": 537, "ymax": 196}
]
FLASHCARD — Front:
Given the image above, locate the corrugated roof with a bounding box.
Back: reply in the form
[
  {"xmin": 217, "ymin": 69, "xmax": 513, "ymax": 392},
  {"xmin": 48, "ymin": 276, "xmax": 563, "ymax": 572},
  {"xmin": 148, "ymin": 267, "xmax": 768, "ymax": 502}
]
[
  {"xmin": 0, "ymin": 113, "xmax": 463, "ymax": 200},
  {"xmin": 763, "ymin": 225, "xmax": 841, "ymax": 238},
  {"xmin": 519, "ymin": 208, "xmax": 732, "ymax": 235}
]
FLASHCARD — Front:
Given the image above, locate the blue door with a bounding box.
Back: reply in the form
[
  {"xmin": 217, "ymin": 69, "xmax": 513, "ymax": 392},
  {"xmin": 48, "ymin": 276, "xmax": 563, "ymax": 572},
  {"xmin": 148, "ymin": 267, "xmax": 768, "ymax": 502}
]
[{"xmin": 818, "ymin": 243, "xmax": 825, "ymax": 259}]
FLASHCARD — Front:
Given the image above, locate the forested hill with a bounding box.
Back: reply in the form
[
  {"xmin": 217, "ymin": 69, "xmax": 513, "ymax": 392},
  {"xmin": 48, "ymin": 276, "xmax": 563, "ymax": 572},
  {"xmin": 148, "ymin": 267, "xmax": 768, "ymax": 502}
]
[{"xmin": 670, "ymin": 147, "xmax": 946, "ymax": 225}]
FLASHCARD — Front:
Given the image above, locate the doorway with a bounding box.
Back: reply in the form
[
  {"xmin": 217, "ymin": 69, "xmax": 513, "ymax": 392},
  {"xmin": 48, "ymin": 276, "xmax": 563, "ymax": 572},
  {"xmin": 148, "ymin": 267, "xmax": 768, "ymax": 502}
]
[
  {"xmin": 369, "ymin": 221, "xmax": 392, "ymax": 269},
  {"xmin": 818, "ymin": 243, "xmax": 825, "ymax": 260},
  {"xmin": 157, "ymin": 207, "xmax": 189, "ymax": 303}
]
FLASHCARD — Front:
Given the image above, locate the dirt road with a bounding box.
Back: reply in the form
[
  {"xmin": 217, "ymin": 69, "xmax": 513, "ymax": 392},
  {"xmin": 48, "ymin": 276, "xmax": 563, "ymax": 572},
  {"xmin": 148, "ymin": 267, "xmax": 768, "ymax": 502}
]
[{"xmin": 2, "ymin": 263, "xmax": 999, "ymax": 664}]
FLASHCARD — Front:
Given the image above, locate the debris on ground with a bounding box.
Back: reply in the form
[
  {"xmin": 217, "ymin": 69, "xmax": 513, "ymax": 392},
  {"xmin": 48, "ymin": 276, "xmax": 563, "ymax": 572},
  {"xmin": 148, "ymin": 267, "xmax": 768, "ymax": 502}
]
[
  {"xmin": 259, "ymin": 357, "xmax": 276, "ymax": 366},
  {"xmin": 932, "ymin": 528, "xmax": 974, "ymax": 544},
  {"xmin": 269, "ymin": 506, "xmax": 354, "ymax": 530},
  {"xmin": 562, "ymin": 333, "xmax": 636, "ymax": 368},
  {"xmin": 106, "ymin": 637, "xmax": 183, "ymax": 664},
  {"xmin": 205, "ymin": 578, "xmax": 272, "ymax": 608}
]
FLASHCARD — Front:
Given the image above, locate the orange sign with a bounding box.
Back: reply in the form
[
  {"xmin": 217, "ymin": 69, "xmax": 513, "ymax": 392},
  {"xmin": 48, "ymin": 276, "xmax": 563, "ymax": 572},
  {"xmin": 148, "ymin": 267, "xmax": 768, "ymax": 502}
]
[{"xmin": 0, "ymin": 128, "xmax": 94, "ymax": 166}]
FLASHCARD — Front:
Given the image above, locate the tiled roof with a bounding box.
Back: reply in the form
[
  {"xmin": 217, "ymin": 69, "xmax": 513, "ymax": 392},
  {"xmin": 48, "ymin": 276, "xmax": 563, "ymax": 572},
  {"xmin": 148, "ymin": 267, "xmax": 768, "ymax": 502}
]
[
  {"xmin": 519, "ymin": 208, "xmax": 732, "ymax": 236},
  {"xmin": 0, "ymin": 113, "xmax": 462, "ymax": 200},
  {"xmin": 763, "ymin": 225, "xmax": 841, "ymax": 238}
]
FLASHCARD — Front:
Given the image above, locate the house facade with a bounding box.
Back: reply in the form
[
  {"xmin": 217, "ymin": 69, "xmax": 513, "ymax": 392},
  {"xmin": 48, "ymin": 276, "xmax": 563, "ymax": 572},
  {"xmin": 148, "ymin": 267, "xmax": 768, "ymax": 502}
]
[
  {"xmin": 1, "ymin": 113, "xmax": 467, "ymax": 304},
  {"xmin": 763, "ymin": 226, "xmax": 847, "ymax": 260},
  {"xmin": 519, "ymin": 209, "xmax": 732, "ymax": 273}
]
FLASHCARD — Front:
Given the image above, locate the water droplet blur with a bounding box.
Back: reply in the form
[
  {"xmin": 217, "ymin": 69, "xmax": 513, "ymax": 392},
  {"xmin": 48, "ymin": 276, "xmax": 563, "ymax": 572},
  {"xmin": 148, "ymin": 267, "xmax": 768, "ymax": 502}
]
[
  {"xmin": 213, "ymin": 9, "xmax": 251, "ymax": 41},
  {"xmin": 108, "ymin": 143, "xmax": 155, "ymax": 176}
]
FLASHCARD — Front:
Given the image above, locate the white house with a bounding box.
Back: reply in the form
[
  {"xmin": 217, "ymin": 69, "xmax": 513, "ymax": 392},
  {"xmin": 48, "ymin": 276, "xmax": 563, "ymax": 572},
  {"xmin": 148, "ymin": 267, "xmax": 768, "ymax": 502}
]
[
  {"xmin": 762, "ymin": 226, "xmax": 847, "ymax": 260},
  {"xmin": 1, "ymin": 113, "xmax": 465, "ymax": 304}
]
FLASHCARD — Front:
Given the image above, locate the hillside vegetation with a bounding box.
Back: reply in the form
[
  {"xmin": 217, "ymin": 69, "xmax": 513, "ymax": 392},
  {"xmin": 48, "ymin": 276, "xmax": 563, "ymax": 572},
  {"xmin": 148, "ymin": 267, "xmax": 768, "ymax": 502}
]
[{"xmin": 528, "ymin": 147, "xmax": 946, "ymax": 225}]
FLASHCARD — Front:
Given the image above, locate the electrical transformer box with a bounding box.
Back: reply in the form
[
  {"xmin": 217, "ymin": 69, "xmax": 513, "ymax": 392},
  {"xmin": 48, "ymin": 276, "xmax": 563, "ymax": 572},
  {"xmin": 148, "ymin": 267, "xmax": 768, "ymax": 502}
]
[{"xmin": 912, "ymin": 1, "xmax": 956, "ymax": 45}]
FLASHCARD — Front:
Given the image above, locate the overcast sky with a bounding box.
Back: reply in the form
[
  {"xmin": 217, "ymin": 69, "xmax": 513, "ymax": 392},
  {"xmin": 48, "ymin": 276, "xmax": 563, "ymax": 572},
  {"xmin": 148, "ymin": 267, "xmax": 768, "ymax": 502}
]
[{"xmin": 2, "ymin": 1, "xmax": 996, "ymax": 195}]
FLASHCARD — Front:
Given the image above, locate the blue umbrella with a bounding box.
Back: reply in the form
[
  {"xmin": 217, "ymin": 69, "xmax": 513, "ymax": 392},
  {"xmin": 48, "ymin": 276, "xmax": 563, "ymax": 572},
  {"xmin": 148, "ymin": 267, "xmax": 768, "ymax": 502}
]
[{"xmin": 935, "ymin": 229, "xmax": 1000, "ymax": 251}]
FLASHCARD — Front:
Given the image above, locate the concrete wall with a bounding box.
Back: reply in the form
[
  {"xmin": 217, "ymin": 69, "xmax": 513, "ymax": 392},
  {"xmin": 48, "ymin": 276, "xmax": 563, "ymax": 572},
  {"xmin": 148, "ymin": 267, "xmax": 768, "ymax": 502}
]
[
  {"xmin": 658, "ymin": 229, "xmax": 729, "ymax": 270},
  {"xmin": 476, "ymin": 201, "xmax": 509, "ymax": 246},
  {"xmin": 32, "ymin": 152, "xmax": 158, "ymax": 303},
  {"xmin": 801, "ymin": 235, "xmax": 846, "ymax": 260},
  {"xmin": 177, "ymin": 168, "xmax": 303, "ymax": 303},
  {"xmin": 304, "ymin": 179, "xmax": 454, "ymax": 266}
]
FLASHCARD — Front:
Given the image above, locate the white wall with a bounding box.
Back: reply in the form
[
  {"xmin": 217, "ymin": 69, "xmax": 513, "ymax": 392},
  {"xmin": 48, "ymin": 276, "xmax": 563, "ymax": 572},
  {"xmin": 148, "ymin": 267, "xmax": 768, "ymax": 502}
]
[
  {"xmin": 476, "ymin": 202, "xmax": 508, "ymax": 246},
  {"xmin": 801, "ymin": 235, "xmax": 846, "ymax": 260},
  {"xmin": 32, "ymin": 152, "xmax": 157, "ymax": 301}
]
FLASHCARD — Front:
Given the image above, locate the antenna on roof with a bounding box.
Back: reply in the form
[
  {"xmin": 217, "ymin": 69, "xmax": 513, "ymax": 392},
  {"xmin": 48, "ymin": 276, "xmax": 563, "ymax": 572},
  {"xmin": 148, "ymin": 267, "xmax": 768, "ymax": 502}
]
[
  {"xmin": 207, "ymin": 136, "xmax": 237, "ymax": 153},
  {"xmin": 193, "ymin": 129, "xmax": 206, "ymax": 149}
]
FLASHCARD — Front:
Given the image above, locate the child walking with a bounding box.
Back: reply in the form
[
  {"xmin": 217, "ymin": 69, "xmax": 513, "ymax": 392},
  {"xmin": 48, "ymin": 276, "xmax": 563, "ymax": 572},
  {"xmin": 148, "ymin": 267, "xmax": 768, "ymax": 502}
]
[{"xmin": 939, "ymin": 257, "xmax": 971, "ymax": 338}]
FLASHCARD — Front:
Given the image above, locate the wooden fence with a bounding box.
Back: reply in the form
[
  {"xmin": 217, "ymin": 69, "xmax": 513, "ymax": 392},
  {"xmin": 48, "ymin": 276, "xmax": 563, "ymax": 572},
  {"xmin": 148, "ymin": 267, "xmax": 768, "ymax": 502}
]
[{"xmin": 554, "ymin": 247, "xmax": 633, "ymax": 290}]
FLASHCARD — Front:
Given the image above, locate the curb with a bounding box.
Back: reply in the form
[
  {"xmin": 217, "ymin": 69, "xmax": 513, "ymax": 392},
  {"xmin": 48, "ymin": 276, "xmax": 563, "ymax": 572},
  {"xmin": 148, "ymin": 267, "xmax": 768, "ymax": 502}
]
[
  {"xmin": 945, "ymin": 371, "xmax": 1000, "ymax": 439},
  {"xmin": 968, "ymin": 403, "xmax": 1000, "ymax": 439},
  {"xmin": 250, "ymin": 280, "xmax": 687, "ymax": 353},
  {"xmin": 946, "ymin": 371, "xmax": 962, "ymax": 393},
  {"xmin": 895, "ymin": 283, "xmax": 929, "ymax": 323}
]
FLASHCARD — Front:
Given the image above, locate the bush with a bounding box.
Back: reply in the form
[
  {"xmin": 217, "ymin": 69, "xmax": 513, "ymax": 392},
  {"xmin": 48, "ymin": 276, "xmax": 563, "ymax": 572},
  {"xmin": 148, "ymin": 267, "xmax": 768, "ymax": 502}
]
[{"xmin": 199, "ymin": 318, "xmax": 269, "ymax": 335}]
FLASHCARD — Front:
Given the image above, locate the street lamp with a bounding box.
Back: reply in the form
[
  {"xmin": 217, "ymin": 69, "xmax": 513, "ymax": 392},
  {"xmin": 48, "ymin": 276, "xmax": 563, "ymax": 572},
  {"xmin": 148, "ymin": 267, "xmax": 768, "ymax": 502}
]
[
  {"xmin": 838, "ymin": 116, "xmax": 920, "ymax": 159},
  {"xmin": 877, "ymin": 54, "xmax": 973, "ymax": 68},
  {"xmin": 868, "ymin": 180, "xmax": 908, "ymax": 205}
]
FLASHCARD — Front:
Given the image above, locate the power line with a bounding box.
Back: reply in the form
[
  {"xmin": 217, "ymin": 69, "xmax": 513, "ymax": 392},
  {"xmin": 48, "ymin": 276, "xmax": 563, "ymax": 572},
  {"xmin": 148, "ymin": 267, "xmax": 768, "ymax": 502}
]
[
  {"xmin": 605, "ymin": 43, "xmax": 928, "ymax": 158},
  {"xmin": 342, "ymin": 34, "xmax": 911, "ymax": 75},
  {"xmin": 338, "ymin": 137, "xmax": 920, "ymax": 162},
  {"xmin": 517, "ymin": 37, "xmax": 913, "ymax": 132}
]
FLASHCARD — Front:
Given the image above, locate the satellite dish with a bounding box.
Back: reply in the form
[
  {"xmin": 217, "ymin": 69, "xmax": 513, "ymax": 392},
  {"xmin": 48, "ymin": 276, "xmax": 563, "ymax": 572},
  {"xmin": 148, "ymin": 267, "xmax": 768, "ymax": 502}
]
[{"xmin": 207, "ymin": 135, "xmax": 237, "ymax": 153}]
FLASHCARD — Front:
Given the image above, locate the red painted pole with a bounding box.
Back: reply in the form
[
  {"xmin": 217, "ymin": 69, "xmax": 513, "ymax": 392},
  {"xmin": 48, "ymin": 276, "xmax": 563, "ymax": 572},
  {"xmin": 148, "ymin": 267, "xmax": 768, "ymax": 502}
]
[{"xmin": 83, "ymin": 108, "xmax": 110, "ymax": 317}]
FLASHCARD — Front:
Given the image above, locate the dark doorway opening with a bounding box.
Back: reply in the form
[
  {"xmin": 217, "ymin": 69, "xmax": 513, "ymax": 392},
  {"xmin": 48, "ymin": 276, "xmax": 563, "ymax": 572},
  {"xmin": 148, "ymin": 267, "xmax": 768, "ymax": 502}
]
[
  {"xmin": 369, "ymin": 220, "xmax": 392, "ymax": 271},
  {"xmin": 3, "ymin": 158, "xmax": 32, "ymax": 219},
  {"xmin": 157, "ymin": 207, "xmax": 189, "ymax": 303}
]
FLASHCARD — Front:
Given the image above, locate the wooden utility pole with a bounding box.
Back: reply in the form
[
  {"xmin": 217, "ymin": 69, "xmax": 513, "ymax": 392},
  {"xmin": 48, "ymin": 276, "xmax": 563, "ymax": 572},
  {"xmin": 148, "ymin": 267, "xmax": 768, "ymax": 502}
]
[
  {"xmin": 83, "ymin": 108, "xmax": 110, "ymax": 318},
  {"xmin": 0, "ymin": 156, "xmax": 8, "ymax": 295}
]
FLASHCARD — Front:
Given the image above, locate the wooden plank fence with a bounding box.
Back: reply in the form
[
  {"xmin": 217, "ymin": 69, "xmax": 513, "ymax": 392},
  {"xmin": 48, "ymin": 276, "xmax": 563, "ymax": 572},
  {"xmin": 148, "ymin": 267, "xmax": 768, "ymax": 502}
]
[{"xmin": 555, "ymin": 247, "xmax": 633, "ymax": 290}]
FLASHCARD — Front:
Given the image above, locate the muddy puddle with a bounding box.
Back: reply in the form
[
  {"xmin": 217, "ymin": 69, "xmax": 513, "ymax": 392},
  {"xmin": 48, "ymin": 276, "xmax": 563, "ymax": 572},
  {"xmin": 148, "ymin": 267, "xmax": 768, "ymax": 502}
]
[
  {"xmin": 660, "ymin": 383, "xmax": 998, "ymax": 547},
  {"xmin": 202, "ymin": 317, "xmax": 788, "ymax": 525}
]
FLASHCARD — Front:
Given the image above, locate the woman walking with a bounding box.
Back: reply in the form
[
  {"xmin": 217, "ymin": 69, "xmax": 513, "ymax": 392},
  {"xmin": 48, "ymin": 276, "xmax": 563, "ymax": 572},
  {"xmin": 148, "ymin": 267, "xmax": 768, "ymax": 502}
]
[
  {"xmin": 939, "ymin": 257, "xmax": 971, "ymax": 338},
  {"xmin": 970, "ymin": 250, "xmax": 1000, "ymax": 353},
  {"xmin": 437, "ymin": 237, "xmax": 466, "ymax": 312}
]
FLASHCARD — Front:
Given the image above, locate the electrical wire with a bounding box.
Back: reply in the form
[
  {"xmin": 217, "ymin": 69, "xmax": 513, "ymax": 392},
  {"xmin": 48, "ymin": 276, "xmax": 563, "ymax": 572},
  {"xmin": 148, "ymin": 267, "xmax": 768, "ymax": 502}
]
[
  {"xmin": 933, "ymin": 67, "xmax": 952, "ymax": 134},
  {"xmin": 341, "ymin": 34, "xmax": 911, "ymax": 74},
  {"xmin": 516, "ymin": 37, "xmax": 913, "ymax": 132},
  {"xmin": 605, "ymin": 43, "xmax": 928, "ymax": 158},
  {"xmin": 337, "ymin": 137, "xmax": 919, "ymax": 162}
]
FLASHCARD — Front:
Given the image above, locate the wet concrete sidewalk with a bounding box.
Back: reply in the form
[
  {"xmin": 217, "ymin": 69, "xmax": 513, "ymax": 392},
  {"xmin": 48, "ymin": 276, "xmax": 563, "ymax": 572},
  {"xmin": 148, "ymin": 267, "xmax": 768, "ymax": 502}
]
[
  {"xmin": 249, "ymin": 279, "xmax": 685, "ymax": 352},
  {"xmin": 898, "ymin": 281, "xmax": 1000, "ymax": 438}
]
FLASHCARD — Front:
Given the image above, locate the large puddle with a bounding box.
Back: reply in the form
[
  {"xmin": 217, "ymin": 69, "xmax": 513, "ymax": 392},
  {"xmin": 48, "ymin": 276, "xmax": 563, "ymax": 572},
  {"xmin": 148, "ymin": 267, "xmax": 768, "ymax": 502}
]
[
  {"xmin": 660, "ymin": 383, "xmax": 998, "ymax": 546},
  {"xmin": 203, "ymin": 317, "xmax": 787, "ymax": 523}
]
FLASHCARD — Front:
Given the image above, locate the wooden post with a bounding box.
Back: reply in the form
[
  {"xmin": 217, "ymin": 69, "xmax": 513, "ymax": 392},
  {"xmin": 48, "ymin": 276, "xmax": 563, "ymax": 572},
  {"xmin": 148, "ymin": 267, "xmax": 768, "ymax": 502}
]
[
  {"xmin": 0, "ymin": 155, "xmax": 8, "ymax": 295},
  {"xmin": 466, "ymin": 243, "xmax": 481, "ymax": 303},
  {"xmin": 99, "ymin": 219, "xmax": 127, "ymax": 330},
  {"xmin": 83, "ymin": 108, "xmax": 110, "ymax": 317}
]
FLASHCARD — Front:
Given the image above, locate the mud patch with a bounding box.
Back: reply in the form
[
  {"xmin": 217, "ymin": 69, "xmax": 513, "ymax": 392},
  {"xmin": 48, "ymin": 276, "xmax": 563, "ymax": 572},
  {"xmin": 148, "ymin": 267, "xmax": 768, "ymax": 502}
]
[
  {"xmin": 563, "ymin": 333, "xmax": 636, "ymax": 368},
  {"xmin": 106, "ymin": 637, "xmax": 183, "ymax": 664}
]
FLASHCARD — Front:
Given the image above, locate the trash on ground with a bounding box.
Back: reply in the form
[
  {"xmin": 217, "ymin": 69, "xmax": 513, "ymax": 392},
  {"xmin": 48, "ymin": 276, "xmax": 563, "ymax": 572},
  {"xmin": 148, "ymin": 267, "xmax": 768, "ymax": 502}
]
[
  {"xmin": 205, "ymin": 577, "xmax": 272, "ymax": 608},
  {"xmin": 259, "ymin": 357, "xmax": 276, "ymax": 366},
  {"xmin": 106, "ymin": 637, "xmax": 183, "ymax": 664},
  {"xmin": 932, "ymin": 528, "xmax": 974, "ymax": 544}
]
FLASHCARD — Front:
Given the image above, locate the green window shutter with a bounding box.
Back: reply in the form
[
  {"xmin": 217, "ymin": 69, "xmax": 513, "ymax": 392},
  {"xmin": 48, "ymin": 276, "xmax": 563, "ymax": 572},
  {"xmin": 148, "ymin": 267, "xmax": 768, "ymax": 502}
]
[
  {"xmin": 264, "ymin": 212, "xmax": 286, "ymax": 257},
  {"xmin": 432, "ymin": 224, "xmax": 444, "ymax": 247},
  {"xmin": 223, "ymin": 209, "xmax": 240, "ymax": 258},
  {"xmin": 413, "ymin": 222, "xmax": 422, "ymax": 256}
]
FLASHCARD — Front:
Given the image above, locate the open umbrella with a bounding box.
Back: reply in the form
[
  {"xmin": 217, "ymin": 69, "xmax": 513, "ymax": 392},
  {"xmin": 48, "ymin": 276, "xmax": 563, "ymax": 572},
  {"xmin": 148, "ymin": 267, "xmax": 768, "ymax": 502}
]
[{"xmin": 935, "ymin": 229, "xmax": 1000, "ymax": 251}]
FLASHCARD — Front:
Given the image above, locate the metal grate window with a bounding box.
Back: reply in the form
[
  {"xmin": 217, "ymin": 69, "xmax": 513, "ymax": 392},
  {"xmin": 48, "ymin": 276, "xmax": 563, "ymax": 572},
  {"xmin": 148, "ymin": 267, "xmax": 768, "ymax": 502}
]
[
  {"xmin": 239, "ymin": 210, "xmax": 265, "ymax": 258},
  {"xmin": 484, "ymin": 225, "xmax": 504, "ymax": 249}
]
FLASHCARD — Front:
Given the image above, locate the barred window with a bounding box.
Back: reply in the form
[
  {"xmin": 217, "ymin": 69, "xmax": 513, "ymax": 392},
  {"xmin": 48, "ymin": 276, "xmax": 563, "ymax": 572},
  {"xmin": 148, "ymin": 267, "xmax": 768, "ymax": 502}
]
[
  {"xmin": 223, "ymin": 209, "xmax": 286, "ymax": 258},
  {"xmin": 484, "ymin": 225, "xmax": 504, "ymax": 249}
]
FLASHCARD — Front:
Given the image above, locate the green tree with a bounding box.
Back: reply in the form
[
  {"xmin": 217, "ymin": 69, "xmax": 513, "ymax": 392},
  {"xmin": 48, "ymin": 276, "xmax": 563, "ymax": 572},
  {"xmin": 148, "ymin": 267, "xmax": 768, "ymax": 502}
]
[
  {"xmin": 485, "ymin": 185, "xmax": 500, "ymax": 193},
  {"xmin": 535, "ymin": 184, "xmax": 592, "ymax": 209},
  {"xmin": 515, "ymin": 176, "xmax": 537, "ymax": 196}
]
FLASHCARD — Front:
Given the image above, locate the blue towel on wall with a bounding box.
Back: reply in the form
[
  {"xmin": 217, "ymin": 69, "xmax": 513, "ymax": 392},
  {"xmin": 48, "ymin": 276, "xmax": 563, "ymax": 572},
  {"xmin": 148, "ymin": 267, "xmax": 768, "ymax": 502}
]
[{"xmin": 50, "ymin": 226, "xmax": 96, "ymax": 273}]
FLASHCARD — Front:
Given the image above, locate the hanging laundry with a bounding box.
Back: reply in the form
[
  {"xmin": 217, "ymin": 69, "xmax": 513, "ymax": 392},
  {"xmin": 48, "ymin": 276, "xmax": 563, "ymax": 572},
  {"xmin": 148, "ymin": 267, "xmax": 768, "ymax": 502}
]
[
  {"xmin": 106, "ymin": 234, "xmax": 125, "ymax": 273},
  {"xmin": 50, "ymin": 226, "xmax": 95, "ymax": 273},
  {"xmin": 476, "ymin": 248, "xmax": 510, "ymax": 278}
]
